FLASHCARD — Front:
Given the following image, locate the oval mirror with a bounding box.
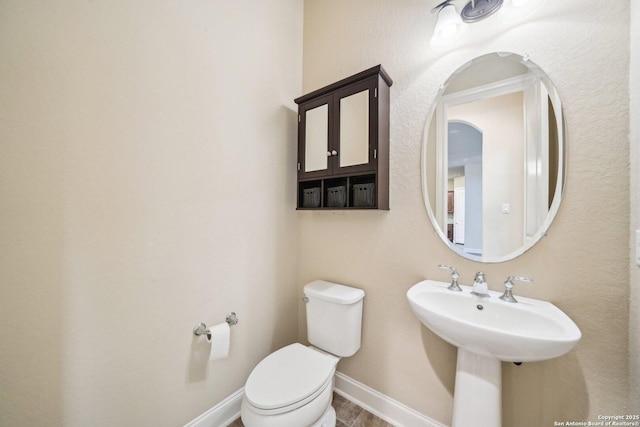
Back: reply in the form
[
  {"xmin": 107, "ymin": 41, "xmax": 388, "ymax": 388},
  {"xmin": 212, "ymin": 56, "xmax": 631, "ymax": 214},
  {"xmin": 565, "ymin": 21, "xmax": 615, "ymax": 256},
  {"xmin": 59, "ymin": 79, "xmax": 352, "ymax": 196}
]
[{"xmin": 422, "ymin": 52, "xmax": 565, "ymax": 263}]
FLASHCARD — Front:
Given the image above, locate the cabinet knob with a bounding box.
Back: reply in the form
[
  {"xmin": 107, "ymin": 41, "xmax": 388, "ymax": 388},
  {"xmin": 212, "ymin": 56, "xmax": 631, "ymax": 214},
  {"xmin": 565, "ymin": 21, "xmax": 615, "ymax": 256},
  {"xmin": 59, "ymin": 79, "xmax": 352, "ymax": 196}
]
[
  {"xmin": 331, "ymin": 150, "xmax": 338, "ymax": 156},
  {"xmin": 326, "ymin": 151, "xmax": 333, "ymax": 157}
]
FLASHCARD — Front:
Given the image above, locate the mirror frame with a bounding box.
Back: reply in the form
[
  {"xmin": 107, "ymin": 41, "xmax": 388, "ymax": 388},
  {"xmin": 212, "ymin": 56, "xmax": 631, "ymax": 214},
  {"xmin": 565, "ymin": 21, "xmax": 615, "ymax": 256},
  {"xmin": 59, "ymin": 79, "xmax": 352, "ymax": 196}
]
[{"xmin": 421, "ymin": 52, "xmax": 567, "ymax": 263}]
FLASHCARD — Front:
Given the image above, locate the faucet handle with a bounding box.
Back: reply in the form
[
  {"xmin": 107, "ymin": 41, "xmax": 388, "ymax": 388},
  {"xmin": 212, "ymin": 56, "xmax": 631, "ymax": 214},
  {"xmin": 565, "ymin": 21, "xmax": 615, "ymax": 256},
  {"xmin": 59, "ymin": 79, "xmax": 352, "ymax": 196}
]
[
  {"xmin": 438, "ymin": 264, "xmax": 462, "ymax": 292},
  {"xmin": 500, "ymin": 276, "xmax": 533, "ymax": 303},
  {"xmin": 504, "ymin": 276, "xmax": 533, "ymax": 288}
]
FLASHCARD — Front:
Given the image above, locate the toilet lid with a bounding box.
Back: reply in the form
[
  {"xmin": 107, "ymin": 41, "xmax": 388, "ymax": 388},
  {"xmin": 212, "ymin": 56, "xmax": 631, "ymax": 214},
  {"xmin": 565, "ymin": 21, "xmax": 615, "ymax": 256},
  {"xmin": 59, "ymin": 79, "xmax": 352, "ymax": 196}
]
[{"xmin": 245, "ymin": 343, "xmax": 337, "ymax": 411}]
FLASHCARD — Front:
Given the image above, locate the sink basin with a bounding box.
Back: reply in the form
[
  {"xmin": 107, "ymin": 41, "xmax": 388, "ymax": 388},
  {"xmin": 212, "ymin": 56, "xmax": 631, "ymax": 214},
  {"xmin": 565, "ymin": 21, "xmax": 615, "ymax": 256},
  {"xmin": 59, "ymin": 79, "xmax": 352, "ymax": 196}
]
[
  {"xmin": 407, "ymin": 279, "xmax": 581, "ymax": 362},
  {"xmin": 407, "ymin": 279, "xmax": 581, "ymax": 427}
]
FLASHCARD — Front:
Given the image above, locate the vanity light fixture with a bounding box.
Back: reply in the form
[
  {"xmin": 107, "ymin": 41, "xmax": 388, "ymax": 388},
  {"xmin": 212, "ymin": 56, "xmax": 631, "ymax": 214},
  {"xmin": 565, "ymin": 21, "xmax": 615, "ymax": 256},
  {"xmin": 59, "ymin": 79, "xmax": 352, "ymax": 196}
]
[
  {"xmin": 430, "ymin": 0, "xmax": 503, "ymax": 48},
  {"xmin": 459, "ymin": 0, "xmax": 504, "ymax": 23},
  {"xmin": 429, "ymin": 0, "xmax": 545, "ymax": 48},
  {"xmin": 430, "ymin": 0, "xmax": 468, "ymax": 48}
]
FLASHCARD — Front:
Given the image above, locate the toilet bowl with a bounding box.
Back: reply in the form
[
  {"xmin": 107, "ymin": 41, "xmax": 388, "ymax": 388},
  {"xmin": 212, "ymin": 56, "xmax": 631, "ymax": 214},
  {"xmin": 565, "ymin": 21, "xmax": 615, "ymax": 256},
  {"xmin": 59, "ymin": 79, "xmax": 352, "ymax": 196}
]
[
  {"xmin": 241, "ymin": 343, "xmax": 338, "ymax": 427},
  {"xmin": 240, "ymin": 280, "xmax": 365, "ymax": 427}
]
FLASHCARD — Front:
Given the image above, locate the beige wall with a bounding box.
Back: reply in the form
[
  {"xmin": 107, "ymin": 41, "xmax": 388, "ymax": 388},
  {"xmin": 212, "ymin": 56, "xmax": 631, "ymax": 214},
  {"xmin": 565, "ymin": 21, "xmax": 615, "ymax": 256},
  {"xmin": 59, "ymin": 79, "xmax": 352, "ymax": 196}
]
[
  {"xmin": 300, "ymin": 0, "xmax": 630, "ymax": 425},
  {"xmin": 0, "ymin": 1, "xmax": 302, "ymax": 425},
  {"xmin": 631, "ymin": 0, "xmax": 640, "ymax": 411}
]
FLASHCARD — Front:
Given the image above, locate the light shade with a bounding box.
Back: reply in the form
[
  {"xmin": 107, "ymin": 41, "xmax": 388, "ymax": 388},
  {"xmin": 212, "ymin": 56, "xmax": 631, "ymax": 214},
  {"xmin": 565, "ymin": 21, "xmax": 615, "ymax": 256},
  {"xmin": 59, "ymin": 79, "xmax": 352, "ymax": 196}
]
[{"xmin": 430, "ymin": 4, "xmax": 468, "ymax": 48}]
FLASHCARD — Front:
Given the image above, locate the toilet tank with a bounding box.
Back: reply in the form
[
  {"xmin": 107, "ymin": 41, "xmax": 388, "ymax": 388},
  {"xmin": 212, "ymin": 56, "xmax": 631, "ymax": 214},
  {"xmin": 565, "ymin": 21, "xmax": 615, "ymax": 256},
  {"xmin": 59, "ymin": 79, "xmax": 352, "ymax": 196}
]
[{"xmin": 304, "ymin": 280, "xmax": 365, "ymax": 357}]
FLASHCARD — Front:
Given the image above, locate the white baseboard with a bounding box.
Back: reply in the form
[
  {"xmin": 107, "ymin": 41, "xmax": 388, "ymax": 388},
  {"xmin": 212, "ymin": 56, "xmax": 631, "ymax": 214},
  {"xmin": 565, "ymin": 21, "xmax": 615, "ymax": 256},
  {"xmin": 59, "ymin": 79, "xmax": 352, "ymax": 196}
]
[
  {"xmin": 184, "ymin": 388, "xmax": 243, "ymax": 427},
  {"xmin": 185, "ymin": 372, "xmax": 445, "ymax": 427},
  {"xmin": 333, "ymin": 371, "xmax": 447, "ymax": 427}
]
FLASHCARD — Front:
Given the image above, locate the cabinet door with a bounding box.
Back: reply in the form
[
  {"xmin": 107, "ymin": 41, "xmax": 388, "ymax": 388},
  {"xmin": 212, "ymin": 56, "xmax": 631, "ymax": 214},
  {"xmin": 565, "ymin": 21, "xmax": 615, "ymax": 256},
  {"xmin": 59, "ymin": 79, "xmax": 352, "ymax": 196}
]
[
  {"xmin": 298, "ymin": 95, "xmax": 333, "ymax": 179},
  {"xmin": 334, "ymin": 78, "xmax": 378, "ymax": 174}
]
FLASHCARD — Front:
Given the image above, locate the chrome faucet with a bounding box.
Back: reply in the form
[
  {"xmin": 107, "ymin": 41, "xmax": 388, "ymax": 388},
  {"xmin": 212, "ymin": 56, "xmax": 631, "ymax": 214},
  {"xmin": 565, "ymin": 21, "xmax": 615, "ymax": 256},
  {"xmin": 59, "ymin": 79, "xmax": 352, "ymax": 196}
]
[
  {"xmin": 471, "ymin": 272, "xmax": 490, "ymax": 297},
  {"xmin": 499, "ymin": 276, "xmax": 533, "ymax": 303},
  {"xmin": 438, "ymin": 264, "xmax": 462, "ymax": 292}
]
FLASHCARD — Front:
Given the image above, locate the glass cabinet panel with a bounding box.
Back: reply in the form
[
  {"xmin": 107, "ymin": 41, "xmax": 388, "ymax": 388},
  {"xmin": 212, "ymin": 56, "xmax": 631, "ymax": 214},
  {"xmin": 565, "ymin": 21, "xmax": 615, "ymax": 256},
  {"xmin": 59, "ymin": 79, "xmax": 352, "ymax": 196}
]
[
  {"xmin": 304, "ymin": 104, "xmax": 329, "ymax": 172},
  {"xmin": 339, "ymin": 90, "xmax": 370, "ymax": 168}
]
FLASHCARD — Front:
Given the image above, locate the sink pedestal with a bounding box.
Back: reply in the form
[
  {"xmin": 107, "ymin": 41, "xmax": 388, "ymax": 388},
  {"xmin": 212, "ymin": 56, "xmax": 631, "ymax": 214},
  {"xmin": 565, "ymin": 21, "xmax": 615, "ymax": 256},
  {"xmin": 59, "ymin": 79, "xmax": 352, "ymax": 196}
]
[{"xmin": 452, "ymin": 349, "xmax": 501, "ymax": 427}]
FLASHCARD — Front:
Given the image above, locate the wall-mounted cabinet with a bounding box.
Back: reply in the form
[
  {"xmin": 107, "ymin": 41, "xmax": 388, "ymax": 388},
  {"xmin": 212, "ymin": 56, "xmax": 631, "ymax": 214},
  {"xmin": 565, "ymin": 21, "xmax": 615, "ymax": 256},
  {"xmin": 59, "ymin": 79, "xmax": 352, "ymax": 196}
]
[{"xmin": 295, "ymin": 65, "xmax": 392, "ymax": 210}]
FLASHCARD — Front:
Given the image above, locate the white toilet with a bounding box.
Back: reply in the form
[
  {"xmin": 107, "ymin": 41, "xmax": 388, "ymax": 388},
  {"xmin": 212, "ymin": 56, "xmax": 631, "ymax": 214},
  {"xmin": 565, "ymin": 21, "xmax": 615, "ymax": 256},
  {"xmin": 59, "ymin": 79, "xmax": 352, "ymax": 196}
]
[{"xmin": 240, "ymin": 280, "xmax": 365, "ymax": 427}]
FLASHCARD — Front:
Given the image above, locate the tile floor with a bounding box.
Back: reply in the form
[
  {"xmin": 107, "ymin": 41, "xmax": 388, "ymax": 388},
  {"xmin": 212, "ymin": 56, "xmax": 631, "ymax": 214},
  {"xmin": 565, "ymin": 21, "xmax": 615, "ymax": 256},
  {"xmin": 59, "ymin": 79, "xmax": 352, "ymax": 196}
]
[{"xmin": 227, "ymin": 392, "xmax": 394, "ymax": 427}]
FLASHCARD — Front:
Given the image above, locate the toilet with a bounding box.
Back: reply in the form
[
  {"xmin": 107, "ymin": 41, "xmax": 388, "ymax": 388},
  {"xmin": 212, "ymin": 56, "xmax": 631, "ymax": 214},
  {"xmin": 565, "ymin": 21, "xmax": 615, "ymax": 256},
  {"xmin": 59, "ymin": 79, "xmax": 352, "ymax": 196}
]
[{"xmin": 240, "ymin": 280, "xmax": 365, "ymax": 427}]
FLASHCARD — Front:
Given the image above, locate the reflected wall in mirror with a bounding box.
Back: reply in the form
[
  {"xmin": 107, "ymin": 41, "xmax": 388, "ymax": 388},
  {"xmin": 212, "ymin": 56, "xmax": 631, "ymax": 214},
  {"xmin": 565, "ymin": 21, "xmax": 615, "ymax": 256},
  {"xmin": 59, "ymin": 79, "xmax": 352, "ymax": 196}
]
[
  {"xmin": 340, "ymin": 89, "xmax": 370, "ymax": 168},
  {"xmin": 422, "ymin": 52, "xmax": 565, "ymax": 263},
  {"xmin": 305, "ymin": 104, "xmax": 329, "ymax": 172}
]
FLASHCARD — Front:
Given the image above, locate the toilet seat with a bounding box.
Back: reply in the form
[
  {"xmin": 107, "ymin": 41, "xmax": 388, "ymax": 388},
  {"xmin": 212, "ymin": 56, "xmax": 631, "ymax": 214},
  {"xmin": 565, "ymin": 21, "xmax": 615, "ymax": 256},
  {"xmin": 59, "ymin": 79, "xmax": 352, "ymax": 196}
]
[{"xmin": 244, "ymin": 343, "xmax": 337, "ymax": 415}]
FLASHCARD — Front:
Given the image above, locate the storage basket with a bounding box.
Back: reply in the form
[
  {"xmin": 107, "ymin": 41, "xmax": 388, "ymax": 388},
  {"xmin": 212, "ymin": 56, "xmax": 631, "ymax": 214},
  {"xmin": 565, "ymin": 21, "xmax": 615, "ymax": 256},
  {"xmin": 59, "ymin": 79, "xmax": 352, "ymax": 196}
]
[
  {"xmin": 352, "ymin": 183, "xmax": 375, "ymax": 207},
  {"xmin": 302, "ymin": 187, "xmax": 321, "ymax": 208},
  {"xmin": 326, "ymin": 185, "xmax": 346, "ymax": 207}
]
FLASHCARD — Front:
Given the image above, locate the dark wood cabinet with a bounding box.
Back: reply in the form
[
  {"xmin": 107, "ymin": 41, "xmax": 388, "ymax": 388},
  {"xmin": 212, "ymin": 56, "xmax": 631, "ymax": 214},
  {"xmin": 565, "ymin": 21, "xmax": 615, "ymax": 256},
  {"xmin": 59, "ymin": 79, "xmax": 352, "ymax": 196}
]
[{"xmin": 295, "ymin": 65, "xmax": 392, "ymax": 210}]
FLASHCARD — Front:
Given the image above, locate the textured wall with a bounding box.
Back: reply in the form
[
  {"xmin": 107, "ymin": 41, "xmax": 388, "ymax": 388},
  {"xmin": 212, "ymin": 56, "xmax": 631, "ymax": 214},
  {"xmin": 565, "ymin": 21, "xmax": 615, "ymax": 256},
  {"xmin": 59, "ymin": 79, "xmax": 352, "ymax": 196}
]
[
  {"xmin": 299, "ymin": 0, "xmax": 630, "ymax": 425},
  {"xmin": 0, "ymin": 1, "xmax": 302, "ymax": 425},
  {"xmin": 630, "ymin": 0, "xmax": 640, "ymax": 411}
]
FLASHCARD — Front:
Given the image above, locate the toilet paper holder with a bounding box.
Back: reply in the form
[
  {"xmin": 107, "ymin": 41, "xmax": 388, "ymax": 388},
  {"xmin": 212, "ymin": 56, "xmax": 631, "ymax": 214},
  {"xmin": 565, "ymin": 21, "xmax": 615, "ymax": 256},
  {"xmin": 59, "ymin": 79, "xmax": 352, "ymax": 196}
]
[{"xmin": 193, "ymin": 312, "xmax": 238, "ymax": 337}]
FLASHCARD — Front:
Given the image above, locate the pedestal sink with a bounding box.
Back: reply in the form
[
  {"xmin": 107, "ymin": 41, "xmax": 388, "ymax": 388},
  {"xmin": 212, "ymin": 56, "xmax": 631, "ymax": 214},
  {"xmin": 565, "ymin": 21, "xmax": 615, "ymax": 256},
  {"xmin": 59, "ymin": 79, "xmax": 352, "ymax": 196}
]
[{"xmin": 407, "ymin": 280, "xmax": 581, "ymax": 427}]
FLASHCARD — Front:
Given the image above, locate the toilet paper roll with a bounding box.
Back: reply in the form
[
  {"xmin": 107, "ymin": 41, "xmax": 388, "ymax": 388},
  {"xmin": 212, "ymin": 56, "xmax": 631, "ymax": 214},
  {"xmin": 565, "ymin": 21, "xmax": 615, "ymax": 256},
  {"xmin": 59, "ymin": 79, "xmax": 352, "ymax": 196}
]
[{"xmin": 207, "ymin": 322, "xmax": 230, "ymax": 361}]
